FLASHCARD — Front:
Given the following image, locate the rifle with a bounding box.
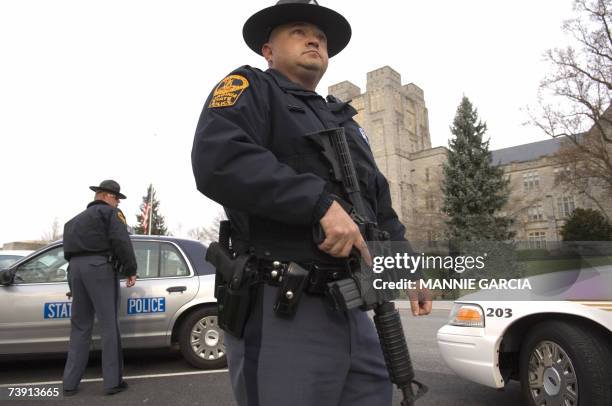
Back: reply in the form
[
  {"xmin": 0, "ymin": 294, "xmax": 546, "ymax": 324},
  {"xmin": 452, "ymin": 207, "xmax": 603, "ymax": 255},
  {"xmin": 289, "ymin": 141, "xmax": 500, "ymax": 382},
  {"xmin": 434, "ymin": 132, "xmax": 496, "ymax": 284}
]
[{"xmin": 306, "ymin": 127, "xmax": 427, "ymax": 406}]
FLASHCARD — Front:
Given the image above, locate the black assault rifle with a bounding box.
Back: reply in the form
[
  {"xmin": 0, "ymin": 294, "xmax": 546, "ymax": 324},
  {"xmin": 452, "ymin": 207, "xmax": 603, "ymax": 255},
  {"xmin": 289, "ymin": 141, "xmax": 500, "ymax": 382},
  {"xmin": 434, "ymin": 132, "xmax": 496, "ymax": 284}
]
[{"xmin": 306, "ymin": 128, "xmax": 427, "ymax": 406}]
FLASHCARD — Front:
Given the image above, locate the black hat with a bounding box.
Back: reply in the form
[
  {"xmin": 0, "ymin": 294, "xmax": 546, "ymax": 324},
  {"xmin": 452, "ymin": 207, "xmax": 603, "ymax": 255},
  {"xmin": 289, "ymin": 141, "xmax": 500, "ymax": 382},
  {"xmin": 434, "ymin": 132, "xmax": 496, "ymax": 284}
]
[
  {"xmin": 243, "ymin": 0, "xmax": 351, "ymax": 58},
  {"xmin": 89, "ymin": 180, "xmax": 127, "ymax": 199}
]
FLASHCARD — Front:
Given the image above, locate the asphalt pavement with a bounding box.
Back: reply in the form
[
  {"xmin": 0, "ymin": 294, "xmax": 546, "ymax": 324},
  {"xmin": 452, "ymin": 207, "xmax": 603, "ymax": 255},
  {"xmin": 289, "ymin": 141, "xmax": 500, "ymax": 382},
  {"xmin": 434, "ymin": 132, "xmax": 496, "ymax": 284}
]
[{"xmin": 0, "ymin": 309, "xmax": 524, "ymax": 406}]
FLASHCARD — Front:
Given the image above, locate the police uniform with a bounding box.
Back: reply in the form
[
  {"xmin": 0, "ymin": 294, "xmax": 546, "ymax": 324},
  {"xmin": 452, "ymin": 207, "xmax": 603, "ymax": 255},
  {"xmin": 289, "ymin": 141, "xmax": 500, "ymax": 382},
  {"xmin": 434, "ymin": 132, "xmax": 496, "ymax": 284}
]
[
  {"xmin": 192, "ymin": 2, "xmax": 406, "ymax": 405},
  {"xmin": 62, "ymin": 180, "xmax": 137, "ymax": 395}
]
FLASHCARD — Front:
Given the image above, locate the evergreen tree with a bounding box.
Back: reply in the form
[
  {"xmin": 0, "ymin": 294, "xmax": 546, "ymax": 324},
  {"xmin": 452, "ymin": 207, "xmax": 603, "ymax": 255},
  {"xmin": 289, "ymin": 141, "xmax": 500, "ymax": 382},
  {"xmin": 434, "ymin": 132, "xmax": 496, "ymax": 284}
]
[
  {"xmin": 561, "ymin": 208, "xmax": 612, "ymax": 241},
  {"xmin": 134, "ymin": 184, "xmax": 169, "ymax": 235},
  {"xmin": 442, "ymin": 97, "xmax": 513, "ymax": 241}
]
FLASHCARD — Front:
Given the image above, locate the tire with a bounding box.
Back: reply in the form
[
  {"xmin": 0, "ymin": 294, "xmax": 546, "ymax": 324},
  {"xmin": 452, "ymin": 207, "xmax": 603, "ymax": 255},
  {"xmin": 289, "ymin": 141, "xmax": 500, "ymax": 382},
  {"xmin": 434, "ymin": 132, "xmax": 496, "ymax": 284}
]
[
  {"xmin": 178, "ymin": 306, "xmax": 227, "ymax": 369},
  {"xmin": 519, "ymin": 319, "xmax": 612, "ymax": 406}
]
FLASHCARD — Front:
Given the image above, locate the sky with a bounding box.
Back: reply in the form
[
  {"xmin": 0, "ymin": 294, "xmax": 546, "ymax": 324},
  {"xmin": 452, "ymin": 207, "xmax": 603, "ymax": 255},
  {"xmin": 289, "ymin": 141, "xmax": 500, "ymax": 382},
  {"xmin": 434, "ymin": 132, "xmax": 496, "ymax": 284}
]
[{"xmin": 0, "ymin": 0, "xmax": 577, "ymax": 246}]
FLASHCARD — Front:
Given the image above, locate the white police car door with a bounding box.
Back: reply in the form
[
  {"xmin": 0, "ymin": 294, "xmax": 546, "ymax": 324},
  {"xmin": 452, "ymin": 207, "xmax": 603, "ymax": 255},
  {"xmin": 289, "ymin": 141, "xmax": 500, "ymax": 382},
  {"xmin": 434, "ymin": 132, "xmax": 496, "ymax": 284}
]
[
  {"xmin": 0, "ymin": 245, "xmax": 71, "ymax": 354},
  {"xmin": 95, "ymin": 240, "xmax": 199, "ymax": 349}
]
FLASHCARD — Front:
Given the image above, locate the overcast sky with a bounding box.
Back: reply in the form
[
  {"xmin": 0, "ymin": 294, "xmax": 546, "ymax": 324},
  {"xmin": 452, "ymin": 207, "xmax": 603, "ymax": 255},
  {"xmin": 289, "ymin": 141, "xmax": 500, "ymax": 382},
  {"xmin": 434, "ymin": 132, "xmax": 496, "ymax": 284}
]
[{"xmin": 0, "ymin": 0, "xmax": 577, "ymax": 246}]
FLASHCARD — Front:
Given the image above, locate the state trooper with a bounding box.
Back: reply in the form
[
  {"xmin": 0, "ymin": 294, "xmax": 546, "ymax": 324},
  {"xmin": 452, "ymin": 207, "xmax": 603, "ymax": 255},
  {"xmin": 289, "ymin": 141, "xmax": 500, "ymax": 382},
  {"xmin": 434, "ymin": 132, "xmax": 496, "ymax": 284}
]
[
  {"xmin": 62, "ymin": 180, "xmax": 137, "ymax": 396},
  {"xmin": 192, "ymin": 1, "xmax": 432, "ymax": 405}
]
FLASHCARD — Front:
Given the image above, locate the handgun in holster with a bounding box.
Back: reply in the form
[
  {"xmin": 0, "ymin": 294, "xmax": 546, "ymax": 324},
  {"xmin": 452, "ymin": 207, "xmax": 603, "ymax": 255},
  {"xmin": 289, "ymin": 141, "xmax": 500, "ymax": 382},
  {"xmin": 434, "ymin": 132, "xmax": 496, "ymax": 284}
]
[
  {"xmin": 110, "ymin": 255, "xmax": 125, "ymax": 276},
  {"xmin": 206, "ymin": 220, "xmax": 257, "ymax": 338}
]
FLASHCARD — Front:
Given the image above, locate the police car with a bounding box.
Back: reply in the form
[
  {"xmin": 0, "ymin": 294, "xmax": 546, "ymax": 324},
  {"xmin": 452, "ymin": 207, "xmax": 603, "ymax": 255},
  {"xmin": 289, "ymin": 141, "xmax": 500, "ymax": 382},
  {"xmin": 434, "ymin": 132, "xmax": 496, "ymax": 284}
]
[
  {"xmin": 0, "ymin": 236, "xmax": 225, "ymax": 369},
  {"xmin": 437, "ymin": 267, "xmax": 612, "ymax": 405}
]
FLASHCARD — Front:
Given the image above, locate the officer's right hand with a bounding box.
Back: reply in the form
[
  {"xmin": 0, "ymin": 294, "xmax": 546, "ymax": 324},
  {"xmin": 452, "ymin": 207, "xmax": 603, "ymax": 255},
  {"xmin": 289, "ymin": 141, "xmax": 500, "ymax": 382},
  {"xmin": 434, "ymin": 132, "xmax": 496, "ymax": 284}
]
[
  {"xmin": 126, "ymin": 275, "xmax": 136, "ymax": 287},
  {"xmin": 318, "ymin": 201, "xmax": 372, "ymax": 265}
]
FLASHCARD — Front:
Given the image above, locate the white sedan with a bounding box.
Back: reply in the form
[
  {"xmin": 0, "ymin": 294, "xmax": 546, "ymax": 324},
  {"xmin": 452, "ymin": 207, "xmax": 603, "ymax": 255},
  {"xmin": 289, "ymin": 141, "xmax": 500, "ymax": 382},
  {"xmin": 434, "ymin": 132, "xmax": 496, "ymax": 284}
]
[{"xmin": 437, "ymin": 267, "xmax": 612, "ymax": 406}]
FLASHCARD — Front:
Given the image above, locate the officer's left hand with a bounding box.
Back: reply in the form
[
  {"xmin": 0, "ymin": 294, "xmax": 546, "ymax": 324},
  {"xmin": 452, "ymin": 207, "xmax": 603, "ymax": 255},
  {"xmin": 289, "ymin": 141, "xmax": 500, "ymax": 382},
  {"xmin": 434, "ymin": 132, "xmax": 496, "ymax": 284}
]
[
  {"xmin": 126, "ymin": 275, "xmax": 136, "ymax": 287},
  {"xmin": 407, "ymin": 285, "xmax": 432, "ymax": 316}
]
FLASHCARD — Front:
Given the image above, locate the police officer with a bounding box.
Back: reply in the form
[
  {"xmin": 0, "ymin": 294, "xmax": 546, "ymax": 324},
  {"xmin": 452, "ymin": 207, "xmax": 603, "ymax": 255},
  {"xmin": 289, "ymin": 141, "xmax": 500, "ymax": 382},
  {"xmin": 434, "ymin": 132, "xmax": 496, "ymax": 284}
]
[
  {"xmin": 192, "ymin": 1, "xmax": 432, "ymax": 405},
  {"xmin": 62, "ymin": 180, "xmax": 137, "ymax": 396}
]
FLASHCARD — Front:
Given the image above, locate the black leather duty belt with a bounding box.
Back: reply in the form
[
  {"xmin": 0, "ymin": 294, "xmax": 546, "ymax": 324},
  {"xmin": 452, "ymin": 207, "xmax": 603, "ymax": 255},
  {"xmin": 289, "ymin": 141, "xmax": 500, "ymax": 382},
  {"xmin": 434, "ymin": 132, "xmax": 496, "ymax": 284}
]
[
  {"xmin": 70, "ymin": 251, "xmax": 112, "ymax": 259},
  {"xmin": 256, "ymin": 260, "xmax": 352, "ymax": 295}
]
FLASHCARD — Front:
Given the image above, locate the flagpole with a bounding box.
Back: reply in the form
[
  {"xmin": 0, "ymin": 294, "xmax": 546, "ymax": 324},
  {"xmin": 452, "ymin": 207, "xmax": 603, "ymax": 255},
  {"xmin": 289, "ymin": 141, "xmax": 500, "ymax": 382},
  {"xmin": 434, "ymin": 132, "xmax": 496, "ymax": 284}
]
[
  {"xmin": 148, "ymin": 133, "xmax": 158, "ymax": 236},
  {"xmin": 148, "ymin": 184, "xmax": 153, "ymax": 236}
]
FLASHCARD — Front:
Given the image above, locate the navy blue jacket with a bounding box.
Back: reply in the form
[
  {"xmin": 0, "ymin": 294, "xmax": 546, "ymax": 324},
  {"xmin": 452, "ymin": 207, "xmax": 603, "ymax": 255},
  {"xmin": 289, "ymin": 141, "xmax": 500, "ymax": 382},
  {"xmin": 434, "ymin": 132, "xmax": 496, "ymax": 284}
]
[
  {"xmin": 192, "ymin": 66, "xmax": 406, "ymax": 263},
  {"xmin": 63, "ymin": 200, "xmax": 138, "ymax": 276}
]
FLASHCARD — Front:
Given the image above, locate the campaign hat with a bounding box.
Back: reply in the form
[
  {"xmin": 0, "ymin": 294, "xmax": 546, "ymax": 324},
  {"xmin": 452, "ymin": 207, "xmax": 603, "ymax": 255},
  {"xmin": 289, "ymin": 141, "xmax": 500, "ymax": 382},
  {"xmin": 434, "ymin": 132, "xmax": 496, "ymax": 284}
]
[
  {"xmin": 243, "ymin": 0, "xmax": 351, "ymax": 58},
  {"xmin": 89, "ymin": 180, "xmax": 127, "ymax": 199}
]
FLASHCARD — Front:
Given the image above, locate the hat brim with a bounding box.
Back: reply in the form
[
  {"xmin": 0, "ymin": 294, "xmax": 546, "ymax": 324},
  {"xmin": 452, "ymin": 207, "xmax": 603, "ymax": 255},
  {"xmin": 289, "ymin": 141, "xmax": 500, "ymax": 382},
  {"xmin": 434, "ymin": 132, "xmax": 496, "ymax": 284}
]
[
  {"xmin": 243, "ymin": 3, "xmax": 351, "ymax": 58},
  {"xmin": 89, "ymin": 186, "xmax": 127, "ymax": 200}
]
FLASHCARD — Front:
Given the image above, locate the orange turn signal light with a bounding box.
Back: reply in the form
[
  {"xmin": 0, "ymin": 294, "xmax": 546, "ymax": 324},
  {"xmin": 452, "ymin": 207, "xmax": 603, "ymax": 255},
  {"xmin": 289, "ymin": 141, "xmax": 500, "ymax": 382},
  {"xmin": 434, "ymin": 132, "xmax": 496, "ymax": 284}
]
[
  {"xmin": 450, "ymin": 304, "xmax": 485, "ymax": 327},
  {"xmin": 456, "ymin": 308, "xmax": 482, "ymax": 322}
]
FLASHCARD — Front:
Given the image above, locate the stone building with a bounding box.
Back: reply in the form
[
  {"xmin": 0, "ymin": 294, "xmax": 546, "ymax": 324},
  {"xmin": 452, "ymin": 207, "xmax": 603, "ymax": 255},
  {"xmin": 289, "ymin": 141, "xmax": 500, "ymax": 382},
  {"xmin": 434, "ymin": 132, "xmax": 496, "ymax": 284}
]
[
  {"xmin": 492, "ymin": 138, "xmax": 612, "ymax": 246},
  {"xmin": 329, "ymin": 66, "xmax": 612, "ymax": 245},
  {"xmin": 329, "ymin": 66, "xmax": 446, "ymax": 244}
]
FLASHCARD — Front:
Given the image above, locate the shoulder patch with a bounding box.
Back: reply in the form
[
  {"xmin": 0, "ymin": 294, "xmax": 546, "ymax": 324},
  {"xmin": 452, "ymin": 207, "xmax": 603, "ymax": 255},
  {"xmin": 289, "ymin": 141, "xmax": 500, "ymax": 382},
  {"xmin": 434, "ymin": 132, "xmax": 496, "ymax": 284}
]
[
  {"xmin": 117, "ymin": 211, "xmax": 127, "ymax": 225},
  {"xmin": 209, "ymin": 74, "xmax": 250, "ymax": 108}
]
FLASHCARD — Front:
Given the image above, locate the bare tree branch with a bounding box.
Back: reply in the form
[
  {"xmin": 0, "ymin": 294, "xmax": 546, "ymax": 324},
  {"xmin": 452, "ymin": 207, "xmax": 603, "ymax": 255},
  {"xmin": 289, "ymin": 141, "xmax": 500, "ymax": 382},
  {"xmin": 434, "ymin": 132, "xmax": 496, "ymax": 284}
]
[
  {"xmin": 187, "ymin": 212, "xmax": 227, "ymax": 245},
  {"xmin": 41, "ymin": 218, "xmax": 62, "ymax": 243}
]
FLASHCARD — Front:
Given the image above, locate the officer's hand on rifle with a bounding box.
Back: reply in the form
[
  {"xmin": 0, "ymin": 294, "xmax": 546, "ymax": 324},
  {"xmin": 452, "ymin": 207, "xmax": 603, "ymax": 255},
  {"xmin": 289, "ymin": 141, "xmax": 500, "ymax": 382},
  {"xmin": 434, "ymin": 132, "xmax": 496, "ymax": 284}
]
[
  {"xmin": 126, "ymin": 275, "xmax": 136, "ymax": 288},
  {"xmin": 318, "ymin": 201, "xmax": 372, "ymax": 265}
]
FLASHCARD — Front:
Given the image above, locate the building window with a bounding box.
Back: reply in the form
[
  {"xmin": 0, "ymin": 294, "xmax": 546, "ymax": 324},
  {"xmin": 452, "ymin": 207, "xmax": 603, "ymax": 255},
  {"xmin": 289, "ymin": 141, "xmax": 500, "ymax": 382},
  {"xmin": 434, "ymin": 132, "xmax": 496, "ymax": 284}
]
[
  {"xmin": 553, "ymin": 166, "xmax": 571, "ymax": 185},
  {"xmin": 528, "ymin": 231, "xmax": 547, "ymax": 249},
  {"xmin": 523, "ymin": 171, "xmax": 540, "ymax": 191},
  {"xmin": 557, "ymin": 195, "xmax": 576, "ymax": 218},
  {"xmin": 528, "ymin": 202, "xmax": 544, "ymax": 221},
  {"xmin": 425, "ymin": 168, "xmax": 430, "ymax": 182}
]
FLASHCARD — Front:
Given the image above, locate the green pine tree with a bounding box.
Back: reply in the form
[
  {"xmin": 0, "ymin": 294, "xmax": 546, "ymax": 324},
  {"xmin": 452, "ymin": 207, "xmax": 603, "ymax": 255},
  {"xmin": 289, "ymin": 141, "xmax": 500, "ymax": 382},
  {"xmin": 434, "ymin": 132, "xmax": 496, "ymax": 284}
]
[
  {"xmin": 442, "ymin": 96, "xmax": 513, "ymax": 242},
  {"xmin": 134, "ymin": 184, "xmax": 169, "ymax": 235},
  {"xmin": 561, "ymin": 208, "xmax": 612, "ymax": 241}
]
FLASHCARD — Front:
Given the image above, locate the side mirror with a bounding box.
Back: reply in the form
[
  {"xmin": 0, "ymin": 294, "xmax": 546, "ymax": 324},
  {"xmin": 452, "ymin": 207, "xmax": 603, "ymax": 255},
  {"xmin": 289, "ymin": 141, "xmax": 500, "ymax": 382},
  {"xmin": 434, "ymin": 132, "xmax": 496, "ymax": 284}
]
[{"xmin": 0, "ymin": 269, "xmax": 15, "ymax": 286}]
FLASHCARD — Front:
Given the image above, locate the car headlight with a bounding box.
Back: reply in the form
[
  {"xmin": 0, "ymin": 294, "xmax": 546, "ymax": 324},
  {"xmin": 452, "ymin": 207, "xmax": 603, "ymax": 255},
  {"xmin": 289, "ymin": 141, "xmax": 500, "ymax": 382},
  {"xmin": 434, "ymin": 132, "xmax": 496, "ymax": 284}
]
[{"xmin": 449, "ymin": 303, "xmax": 485, "ymax": 327}]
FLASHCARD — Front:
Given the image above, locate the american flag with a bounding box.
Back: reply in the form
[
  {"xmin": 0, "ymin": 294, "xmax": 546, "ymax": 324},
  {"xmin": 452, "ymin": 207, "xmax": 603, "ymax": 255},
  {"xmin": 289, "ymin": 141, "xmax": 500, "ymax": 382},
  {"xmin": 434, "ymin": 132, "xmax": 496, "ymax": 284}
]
[{"xmin": 141, "ymin": 202, "xmax": 151, "ymax": 234}]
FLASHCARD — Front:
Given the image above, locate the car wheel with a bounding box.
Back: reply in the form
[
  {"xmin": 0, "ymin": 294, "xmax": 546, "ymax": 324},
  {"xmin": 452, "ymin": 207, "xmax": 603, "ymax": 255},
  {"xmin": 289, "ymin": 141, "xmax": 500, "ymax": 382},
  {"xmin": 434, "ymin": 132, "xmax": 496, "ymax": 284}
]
[
  {"xmin": 179, "ymin": 306, "xmax": 227, "ymax": 369},
  {"xmin": 519, "ymin": 320, "xmax": 612, "ymax": 406}
]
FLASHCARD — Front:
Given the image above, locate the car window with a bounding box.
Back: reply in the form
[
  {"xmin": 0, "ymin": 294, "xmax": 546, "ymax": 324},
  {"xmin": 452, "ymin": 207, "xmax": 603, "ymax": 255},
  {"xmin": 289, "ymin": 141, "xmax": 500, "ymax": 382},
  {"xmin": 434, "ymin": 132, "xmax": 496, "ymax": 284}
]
[
  {"xmin": 0, "ymin": 255, "xmax": 23, "ymax": 268},
  {"xmin": 133, "ymin": 241, "xmax": 160, "ymax": 279},
  {"xmin": 160, "ymin": 243, "xmax": 189, "ymax": 277},
  {"xmin": 14, "ymin": 247, "xmax": 68, "ymax": 284}
]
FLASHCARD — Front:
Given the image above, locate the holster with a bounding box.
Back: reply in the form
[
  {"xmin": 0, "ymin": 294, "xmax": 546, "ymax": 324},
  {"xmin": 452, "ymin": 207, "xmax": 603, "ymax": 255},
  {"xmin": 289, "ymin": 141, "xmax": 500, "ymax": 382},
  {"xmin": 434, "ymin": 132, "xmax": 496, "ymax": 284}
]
[
  {"xmin": 110, "ymin": 255, "xmax": 125, "ymax": 276},
  {"xmin": 206, "ymin": 222, "xmax": 258, "ymax": 339},
  {"xmin": 214, "ymin": 253, "xmax": 256, "ymax": 338}
]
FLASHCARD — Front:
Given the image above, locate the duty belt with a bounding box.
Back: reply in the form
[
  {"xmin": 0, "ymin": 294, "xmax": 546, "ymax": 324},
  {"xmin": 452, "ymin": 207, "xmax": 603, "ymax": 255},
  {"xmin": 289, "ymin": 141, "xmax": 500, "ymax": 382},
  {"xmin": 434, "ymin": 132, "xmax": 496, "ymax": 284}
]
[
  {"xmin": 70, "ymin": 251, "xmax": 112, "ymax": 259},
  {"xmin": 256, "ymin": 260, "xmax": 352, "ymax": 295}
]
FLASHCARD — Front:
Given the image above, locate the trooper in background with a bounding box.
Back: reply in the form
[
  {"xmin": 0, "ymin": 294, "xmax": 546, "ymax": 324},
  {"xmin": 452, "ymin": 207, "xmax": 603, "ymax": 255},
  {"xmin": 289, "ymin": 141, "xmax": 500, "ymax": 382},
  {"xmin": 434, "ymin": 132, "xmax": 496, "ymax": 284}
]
[
  {"xmin": 62, "ymin": 180, "xmax": 137, "ymax": 396},
  {"xmin": 192, "ymin": 1, "xmax": 432, "ymax": 405}
]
